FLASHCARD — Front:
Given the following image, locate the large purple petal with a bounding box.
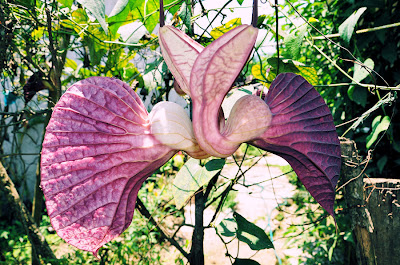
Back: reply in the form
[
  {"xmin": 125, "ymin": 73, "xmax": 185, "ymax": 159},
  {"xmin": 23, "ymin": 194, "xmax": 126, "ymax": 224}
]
[
  {"xmin": 251, "ymin": 73, "xmax": 341, "ymax": 216},
  {"xmin": 41, "ymin": 77, "xmax": 175, "ymax": 255}
]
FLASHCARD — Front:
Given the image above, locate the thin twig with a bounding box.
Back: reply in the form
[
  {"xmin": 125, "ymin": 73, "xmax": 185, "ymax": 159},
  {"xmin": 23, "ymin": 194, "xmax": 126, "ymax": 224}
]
[{"xmin": 136, "ymin": 198, "xmax": 190, "ymax": 259}]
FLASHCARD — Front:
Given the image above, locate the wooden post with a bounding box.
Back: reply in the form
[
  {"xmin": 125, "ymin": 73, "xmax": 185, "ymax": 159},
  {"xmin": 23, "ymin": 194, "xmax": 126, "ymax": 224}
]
[{"xmin": 340, "ymin": 138, "xmax": 400, "ymax": 265}]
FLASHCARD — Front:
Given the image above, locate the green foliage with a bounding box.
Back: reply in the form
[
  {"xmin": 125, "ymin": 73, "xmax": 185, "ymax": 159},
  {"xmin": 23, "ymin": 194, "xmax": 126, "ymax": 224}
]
[
  {"xmin": 210, "ymin": 18, "xmax": 242, "ymax": 39},
  {"xmin": 234, "ymin": 212, "xmax": 274, "ymax": 250},
  {"xmin": 338, "ymin": 7, "xmax": 367, "ymax": 44},
  {"xmin": 366, "ymin": 115, "xmax": 391, "ymax": 149},
  {"xmin": 172, "ymin": 158, "xmax": 225, "ymax": 209}
]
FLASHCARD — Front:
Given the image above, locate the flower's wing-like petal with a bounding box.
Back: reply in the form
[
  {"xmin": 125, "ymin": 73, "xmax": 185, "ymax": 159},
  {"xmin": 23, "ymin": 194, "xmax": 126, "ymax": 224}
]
[
  {"xmin": 41, "ymin": 77, "xmax": 175, "ymax": 256},
  {"xmin": 191, "ymin": 25, "xmax": 262, "ymax": 157},
  {"xmin": 251, "ymin": 73, "xmax": 341, "ymax": 216},
  {"xmin": 159, "ymin": 25, "xmax": 204, "ymax": 96}
]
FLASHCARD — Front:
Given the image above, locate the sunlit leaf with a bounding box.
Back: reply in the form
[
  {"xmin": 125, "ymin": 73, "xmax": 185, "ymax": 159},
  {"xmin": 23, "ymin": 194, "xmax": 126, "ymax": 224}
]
[
  {"xmin": 353, "ymin": 58, "xmax": 374, "ymax": 83},
  {"xmin": 173, "ymin": 158, "xmax": 225, "ymax": 209},
  {"xmin": 77, "ymin": 0, "xmax": 108, "ymax": 34},
  {"xmin": 108, "ymin": 0, "xmax": 129, "ymax": 17},
  {"xmin": 178, "ymin": 2, "xmax": 192, "ymax": 32},
  {"xmin": 210, "ymin": 18, "xmax": 242, "ymax": 39},
  {"xmin": 296, "ymin": 65, "xmax": 318, "ymax": 85},
  {"xmin": 65, "ymin": 58, "xmax": 78, "ymax": 70},
  {"xmin": 117, "ymin": 21, "xmax": 148, "ymax": 44},
  {"xmin": 284, "ymin": 24, "xmax": 307, "ymax": 59},
  {"xmin": 251, "ymin": 64, "xmax": 267, "ymax": 82},
  {"xmin": 366, "ymin": 115, "xmax": 391, "ymax": 149},
  {"xmin": 215, "ymin": 218, "xmax": 236, "ymax": 237},
  {"xmin": 338, "ymin": 7, "xmax": 367, "ymax": 44},
  {"xmin": 234, "ymin": 212, "xmax": 274, "ymax": 250},
  {"xmin": 57, "ymin": 0, "xmax": 73, "ymax": 8}
]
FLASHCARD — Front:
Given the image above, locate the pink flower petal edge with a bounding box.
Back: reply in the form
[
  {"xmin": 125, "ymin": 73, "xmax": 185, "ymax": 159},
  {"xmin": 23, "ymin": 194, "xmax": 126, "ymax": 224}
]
[{"xmin": 41, "ymin": 77, "xmax": 175, "ymax": 255}]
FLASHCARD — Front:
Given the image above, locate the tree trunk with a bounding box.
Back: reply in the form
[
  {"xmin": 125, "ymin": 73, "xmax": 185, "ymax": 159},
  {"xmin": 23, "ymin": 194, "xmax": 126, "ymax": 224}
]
[
  {"xmin": 340, "ymin": 138, "xmax": 400, "ymax": 265},
  {"xmin": 189, "ymin": 189, "xmax": 205, "ymax": 265},
  {"xmin": 0, "ymin": 161, "xmax": 57, "ymax": 263}
]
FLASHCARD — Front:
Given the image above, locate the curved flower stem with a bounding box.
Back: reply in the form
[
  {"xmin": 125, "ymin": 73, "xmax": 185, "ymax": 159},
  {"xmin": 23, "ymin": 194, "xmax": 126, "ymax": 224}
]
[
  {"xmin": 159, "ymin": 0, "xmax": 164, "ymax": 27},
  {"xmin": 274, "ymin": 0, "xmax": 280, "ymax": 74},
  {"xmin": 252, "ymin": 0, "xmax": 258, "ymax": 27}
]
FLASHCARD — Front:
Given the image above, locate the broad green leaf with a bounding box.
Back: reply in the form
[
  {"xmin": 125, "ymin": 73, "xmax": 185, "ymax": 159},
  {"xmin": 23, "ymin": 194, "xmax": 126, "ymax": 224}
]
[
  {"xmin": 210, "ymin": 18, "xmax": 242, "ymax": 39},
  {"xmin": 215, "ymin": 218, "xmax": 236, "ymax": 237},
  {"xmin": 366, "ymin": 116, "xmax": 391, "ymax": 149},
  {"xmin": 65, "ymin": 58, "xmax": 78, "ymax": 70},
  {"xmin": 353, "ymin": 58, "xmax": 374, "ymax": 83},
  {"xmin": 77, "ymin": 0, "xmax": 108, "ymax": 34},
  {"xmin": 348, "ymin": 58, "xmax": 373, "ymax": 103},
  {"xmin": 57, "ymin": 0, "xmax": 73, "ymax": 8},
  {"xmin": 108, "ymin": 0, "xmax": 129, "ymax": 17},
  {"xmin": 178, "ymin": 2, "xmax": 192, "ymax": 32},
  {"xmin": 296, "ymin": 65, "xmax": 318, "ymax": 85},
  {"xmin": 284, "ymin": 24, "xmax": 307, "ymax": 59},
  {"xmin": 234, "ymin": 212, "xmax": 274, "ymax": 250},
  {"xmin": 236, "ymin": 0, "xmax": 244, "ymax": 5},
  {"xmin": 348, "ymin": 86, "xmax": 367, "ymax": 107},
  {"xmin": 117, "ymin": 21, "xmax": 148, "ymax": 44},
  {"xmin": 233, "ymin": 259, "xmax": 261, "ymax": 265},
  {"xmin": 107, "ymin": 3, "xmax": 130, "ymax": 36},
  {"xmin": 251, "ymin": 65, "xmax": 267, "ymax": 82},
  {"xmin": 129, "ymin": 0, "xmax": 182, "ymax": 34},
  {"xmin": 338, "ymin": 7, "xmax": 367, "ymax": 44},
  {"xmin": 173, "ymin": 158, "xmax": 225, "ymax": 209}
]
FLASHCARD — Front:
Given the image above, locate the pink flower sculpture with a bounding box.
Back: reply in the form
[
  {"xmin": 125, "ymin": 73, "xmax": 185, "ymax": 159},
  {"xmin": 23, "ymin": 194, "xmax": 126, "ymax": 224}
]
[{"xmin": 41, "ymin": 0, "xmax": 341, "ymax": 256}]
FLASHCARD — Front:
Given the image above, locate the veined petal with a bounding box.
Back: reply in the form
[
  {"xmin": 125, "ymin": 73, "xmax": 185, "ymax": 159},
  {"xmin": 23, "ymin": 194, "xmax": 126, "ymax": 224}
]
[
  {"xmin": 251, "ymin": 73, "xmax": 341, "ymax": 217},
  {"xmin": 191, "ymin": 25, "xmax": 260, "ymax": 157},
  {"xmin": 159, "ymin": 25, "xmax": 204, "ymax": 96},
  {"xmin": 41, "ymin": 77, "xmax": 175, "ymax": 255}
]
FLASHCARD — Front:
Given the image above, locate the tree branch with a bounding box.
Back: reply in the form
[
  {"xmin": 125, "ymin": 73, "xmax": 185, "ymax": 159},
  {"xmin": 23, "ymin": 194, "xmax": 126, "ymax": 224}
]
[{"xmin": 0, "ymin": 161, "xmax": 57, "ymax": 263}]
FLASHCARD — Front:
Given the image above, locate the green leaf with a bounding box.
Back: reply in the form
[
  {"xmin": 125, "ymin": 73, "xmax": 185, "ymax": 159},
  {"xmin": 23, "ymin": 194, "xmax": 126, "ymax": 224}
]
[
  {"xmin": 353, "ymin": 58, "xmax": 374, "ymax": 83},
  {"xmin": 296, "ymin": 65, "xmax": 318, "ymax": 85},
  {"xmin": 233, "ymin": 259, "xmax": 261, "ymax": 265},
  {"xmin": 178, "ymin": 2, "xmax": 192, "ymax": 32},
  {"xmin": 108, "ymin": 0, "xmax": 129, "ymax": 17},
  {"xmin": 216, "ymin": 218, "xmax": 237, "ymax": 237},
  {"xmin": 57, "ymin": 0, "xmax": 73, "ymax": 8},
  {"xmin": 256, "ymin": 15, "xmax": 267, "ymax": 28},
  {"xmin": 210, "ymin": 18, "xmax": 242, "ymax": 39},
  {"xmin": 348, "ymin": 58, "xmax": 373, "ymax": 104},
  {"xmin": 173, "ymin": 158, "xmax": 225, "ymax": 209},
  {"xmin": 348, "ymin": 86, "xmax": 367, "ymax": 107},
  {"xmin": 77, "ymin": 0, "xmax": 108, "ymax": 34},
  {"xmin": 65, "ymin": 58, "xmax": 78, "ymax": 70},
  {"xmin": 338, "ymin": 7, "xmax": 367, "ymax": 44},
  {"xmin": 117, "ymin": 21, "xmax": 148, "ymax": 44},
  {"xmin": 233, "ymin": 212, "xmax": 274, "ymax": 250},
  {"xmin": 251, "ymin": 64, "xmax": 267, "ymax": 82},
  {"xmin": 366, "ymin": 116, "xmax": 391, "ymax": 149},
  {"xmin": 284, "ymin": 24, "xmax": 308, "ymax": 59},
  {"xmin": 236, "ymin": 0, "xmax": 245, "ymax": 5}
]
